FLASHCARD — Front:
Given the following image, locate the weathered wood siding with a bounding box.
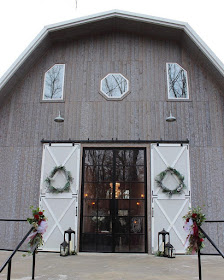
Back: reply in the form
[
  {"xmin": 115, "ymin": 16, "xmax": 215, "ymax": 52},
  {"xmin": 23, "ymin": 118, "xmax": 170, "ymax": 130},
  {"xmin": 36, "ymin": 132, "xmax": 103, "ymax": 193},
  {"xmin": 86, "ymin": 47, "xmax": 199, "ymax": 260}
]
[{"xmin": 0, "ymin": 31, "xmax": 223, "ymax": 250}]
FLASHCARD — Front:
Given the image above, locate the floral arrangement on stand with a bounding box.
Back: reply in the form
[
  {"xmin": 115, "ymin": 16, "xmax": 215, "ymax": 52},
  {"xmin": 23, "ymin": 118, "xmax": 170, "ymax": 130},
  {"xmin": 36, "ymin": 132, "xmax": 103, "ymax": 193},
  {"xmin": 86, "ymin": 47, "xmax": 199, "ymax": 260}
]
[
  {"xmin": 183, "ymin": 207, "xmax": 206, "ymax": 254},
  {"xmin": 26, "ymin": 206, "xmax": 47, "ymax": 253}
]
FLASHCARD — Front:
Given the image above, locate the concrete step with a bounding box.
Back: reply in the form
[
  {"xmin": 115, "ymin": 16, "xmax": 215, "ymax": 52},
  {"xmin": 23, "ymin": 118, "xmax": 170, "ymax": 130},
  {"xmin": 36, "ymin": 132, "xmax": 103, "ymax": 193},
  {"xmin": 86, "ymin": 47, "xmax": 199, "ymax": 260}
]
[{"xmin": 0, "ymin": 251, "xmax": 223, "ymax": 280}]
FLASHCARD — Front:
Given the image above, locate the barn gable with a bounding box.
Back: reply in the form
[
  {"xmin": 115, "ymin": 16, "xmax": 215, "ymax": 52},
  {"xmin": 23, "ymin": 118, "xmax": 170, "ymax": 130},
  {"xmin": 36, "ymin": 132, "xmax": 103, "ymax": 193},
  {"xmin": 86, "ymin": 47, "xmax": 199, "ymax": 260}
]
[{"xmin": 0, "ymin": 10, "xmax": 223, "ymax": 106}]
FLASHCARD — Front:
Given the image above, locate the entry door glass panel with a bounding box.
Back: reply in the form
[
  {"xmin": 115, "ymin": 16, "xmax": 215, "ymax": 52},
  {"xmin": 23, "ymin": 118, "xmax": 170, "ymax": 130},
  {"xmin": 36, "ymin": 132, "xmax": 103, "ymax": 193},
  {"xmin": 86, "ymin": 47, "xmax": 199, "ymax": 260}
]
[{"xmin": 80, "ymin": 148, "xmax": 146, "ymax": 253}]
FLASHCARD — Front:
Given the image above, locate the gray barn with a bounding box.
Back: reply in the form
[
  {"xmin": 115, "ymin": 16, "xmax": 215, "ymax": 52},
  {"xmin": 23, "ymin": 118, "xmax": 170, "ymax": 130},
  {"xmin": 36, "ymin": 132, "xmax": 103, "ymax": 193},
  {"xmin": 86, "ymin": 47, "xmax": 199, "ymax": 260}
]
[{"xmin": 0, "ymin": 10, "xmax": 223, "ymax": 254}]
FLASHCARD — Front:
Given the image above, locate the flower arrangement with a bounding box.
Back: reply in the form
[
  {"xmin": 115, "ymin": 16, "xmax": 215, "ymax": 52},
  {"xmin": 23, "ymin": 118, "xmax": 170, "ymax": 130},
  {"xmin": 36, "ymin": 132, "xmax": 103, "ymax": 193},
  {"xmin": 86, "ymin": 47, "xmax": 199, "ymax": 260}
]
[
  {"xmin": 27, "ymin": 206, "xmax": 47, "ymax": 252},
  {"xmin": 183, "ymin": 207, "xmax": 206, "ymax": 254}
]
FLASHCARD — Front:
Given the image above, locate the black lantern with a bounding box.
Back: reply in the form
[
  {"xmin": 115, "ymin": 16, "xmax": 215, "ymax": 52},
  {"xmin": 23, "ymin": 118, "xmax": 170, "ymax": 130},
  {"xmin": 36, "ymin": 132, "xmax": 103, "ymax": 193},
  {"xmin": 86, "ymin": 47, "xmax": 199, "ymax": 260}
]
[
  {"xmin": 165, "ymin": 242, "xmax": 176, "ymax": 258},
  {"xmin": 158, "ymin": 228, "xmax": 170, "ymax": 256},
  {"xmin": 64, "ymin": 227, "xmax": 76, "ymax": 255},
  {"xmin": 60, "ymin": 240, "xmax": 69, "ymax": 257}
]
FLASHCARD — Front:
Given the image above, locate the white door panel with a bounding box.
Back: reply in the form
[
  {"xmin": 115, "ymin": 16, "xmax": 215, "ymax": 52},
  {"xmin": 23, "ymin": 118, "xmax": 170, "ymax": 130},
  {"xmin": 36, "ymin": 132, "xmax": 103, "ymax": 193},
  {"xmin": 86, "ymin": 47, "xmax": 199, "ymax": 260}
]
[
  {"xmin": 39, "ymin": 144, "xmax": 80, "ymax": 251},
  {"xmin": 151, "ymin": 144, "xmax": 191, "ymax": 254}
]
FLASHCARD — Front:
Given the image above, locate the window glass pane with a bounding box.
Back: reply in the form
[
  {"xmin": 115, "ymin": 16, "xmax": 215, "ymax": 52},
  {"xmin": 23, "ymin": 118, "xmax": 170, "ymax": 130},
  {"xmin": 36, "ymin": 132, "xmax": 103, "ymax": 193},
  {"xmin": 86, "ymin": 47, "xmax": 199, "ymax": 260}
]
[
  {"xmin": 98, "ymin": 165, "xmax": 113, "ymax": 182},
  {"xmin": 97, "ymin": 217, "xmax": 112, "ymax": 233},
  {"xmin": 98, "ymin": 200, "xmax": 111, "ymax": 216},
  {"xmin": 81, "ymin": 234, "xmax": 96, "ymax": 251},
  {"xmin": 83, "ymin": 199, "xmax": 97, "ymax": 216},
  {"xmin": 130, "ymin": 217, "xmax": 145, "ymax": 234},
  {"xmin": 167, "ymin": 63, "xmax": 188, "ymax": 99},
  {"xmin": 96, "ymin": 234, "xmax": 112, "ymax": 252},
  {"xmin": 116, "ymin": 183, "xmax": 145, "ymax": 199},
  {"xmin": 116, "ymin": 150, "xmax": 144, "ymax": 166},
  {"xmin": 115, "ymin": 235, "xmax": 129, "ymax": 252},
  {"xmin": 115, "ymin": 183, "xmax": 129, "ymax": 199},
  {"xmin": 130, "ymin": 183, "xmax": 145, "ymax": 199},
  {"xmin": 130, "ymin": 235, "xmax": 145, "ymax": 252},
  {"xmin": 117, "ymin": 200, "xmax": 129, "ymax": 213},
  {"xmin": 85, "ymin": 150, "xmax": 113, "ymax": 166},
  {"xmin": 84, "ymin": 166, "xmax": 98, "ymax": 182},
  {"xmin": 116, "ymin": 166, "xmax": 145, "ymax": 182},
  {"xmin": 97, "ymin": 183, "xmax": 112, "ymax": 199},
  {"xmin": 101, "ymin": 73, "xmax": 128, "ymax": 98},
  {"xmin": 130, "ymin": 200, "xmax": 145, "ymax": 216},
  {"xmin": 82, "ymin": 217, "xmax": 97, "ymax": 233},
  {"xmin": 115, "ymin": 217, "xmax": 129, "ymax": 233},
  {"xmin": 83, "ymin": 183, "xmax": 96, "ymax": 199},
  {"xmin": 43, "ymin": 64, "xmax": 65, "ymax": 100}
]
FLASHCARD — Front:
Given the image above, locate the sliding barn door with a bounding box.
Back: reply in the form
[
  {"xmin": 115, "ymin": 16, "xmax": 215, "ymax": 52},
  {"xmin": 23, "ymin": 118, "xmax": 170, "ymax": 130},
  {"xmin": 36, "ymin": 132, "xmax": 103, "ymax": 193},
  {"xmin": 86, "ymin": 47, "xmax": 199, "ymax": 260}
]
[
  {"xmin": 151, "ymin": 144, "xmax": 191, "ymax": 253},
  {"xmin": 39, "ymin": 144, "xmax": 81, "ymax": 251}
]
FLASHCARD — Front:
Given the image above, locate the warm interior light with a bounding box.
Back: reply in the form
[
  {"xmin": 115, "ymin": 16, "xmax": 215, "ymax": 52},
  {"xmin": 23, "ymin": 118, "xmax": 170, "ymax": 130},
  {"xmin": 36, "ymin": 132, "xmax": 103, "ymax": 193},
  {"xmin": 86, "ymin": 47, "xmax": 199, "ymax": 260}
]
[
  {"xmin": 84, "ymin": 193, "xmax": 88, "ymax": 198},
  {"xmin": 141, "ymin": 194, "xmax": 144, "ymax": 198},
  {"xmin": 134, "ymin": 220, "xmax": 137, "ymax": 224},
  {"xmin": 92, "ymin": 202, "xmax": 95, "ymax": 205},
  {"xmin": 110, "ymin": 182, "xmax": 121, "ymax": 198},
  {"xmin": 136, "ymin": 202, "xmax": 140, "ymax": 206}
]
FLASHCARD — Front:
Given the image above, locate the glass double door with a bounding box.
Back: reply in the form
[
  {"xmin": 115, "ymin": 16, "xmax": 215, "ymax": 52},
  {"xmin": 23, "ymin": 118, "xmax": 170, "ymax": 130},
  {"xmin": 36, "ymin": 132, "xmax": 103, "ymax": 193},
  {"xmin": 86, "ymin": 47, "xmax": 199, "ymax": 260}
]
[{"xmin": 80, "ymin": 148, "xmax": 147, "ymax": 253}]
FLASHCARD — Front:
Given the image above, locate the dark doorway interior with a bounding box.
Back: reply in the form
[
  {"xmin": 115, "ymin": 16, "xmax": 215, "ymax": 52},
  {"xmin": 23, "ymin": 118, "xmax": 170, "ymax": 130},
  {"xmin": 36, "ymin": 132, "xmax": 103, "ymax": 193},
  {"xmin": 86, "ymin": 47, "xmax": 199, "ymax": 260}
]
[{"xmin": 80, "ymin": 148, "xmax": 147, "ymax": 253}]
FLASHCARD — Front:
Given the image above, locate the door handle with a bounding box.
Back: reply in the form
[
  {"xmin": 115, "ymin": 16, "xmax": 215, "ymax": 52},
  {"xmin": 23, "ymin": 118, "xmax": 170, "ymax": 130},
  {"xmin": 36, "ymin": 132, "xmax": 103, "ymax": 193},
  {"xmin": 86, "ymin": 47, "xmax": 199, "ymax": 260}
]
[{"xmin": 76, "ymin": 207, "xmax": 77, "ymax": 216}]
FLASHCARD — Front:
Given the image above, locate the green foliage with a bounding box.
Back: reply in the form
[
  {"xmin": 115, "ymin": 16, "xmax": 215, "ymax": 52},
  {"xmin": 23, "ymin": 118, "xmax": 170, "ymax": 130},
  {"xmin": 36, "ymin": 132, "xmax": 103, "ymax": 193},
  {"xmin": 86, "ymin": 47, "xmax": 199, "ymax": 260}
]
[
  {"xmin": 45, "ymin": 165, "xmax": 73, "ymax": 194},
  {"xmin": 155, "ymin": 250, "xmax": 164, "ymax": 257},
  {"xmin": 155, "ymin": 167, "xmax": 186, "ymax": 197}
]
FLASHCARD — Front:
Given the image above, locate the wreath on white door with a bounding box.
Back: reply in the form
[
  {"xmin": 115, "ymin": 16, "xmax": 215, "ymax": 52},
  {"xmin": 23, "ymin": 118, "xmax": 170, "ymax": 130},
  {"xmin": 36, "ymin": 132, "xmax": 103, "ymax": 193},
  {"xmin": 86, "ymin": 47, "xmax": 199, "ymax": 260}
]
[
  {"xmin": 155, "ymin": 167, "xmax": 186, "ymax": 197},
  {"xmin": 45, "ymin": 165, "xmax": 73, "ymax": 193}
]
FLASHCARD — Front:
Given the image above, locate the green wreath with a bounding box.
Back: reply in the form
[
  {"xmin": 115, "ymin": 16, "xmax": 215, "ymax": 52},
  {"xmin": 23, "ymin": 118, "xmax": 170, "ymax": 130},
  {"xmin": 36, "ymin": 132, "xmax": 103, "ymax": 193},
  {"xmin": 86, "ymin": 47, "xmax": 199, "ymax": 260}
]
[
  {"xmin": 155, "ymin": 167, "xmax": 186, "ymax": 197},
  {"xmin": 45, "ymin": 166, "xmax": 73, "ymax": 194}
]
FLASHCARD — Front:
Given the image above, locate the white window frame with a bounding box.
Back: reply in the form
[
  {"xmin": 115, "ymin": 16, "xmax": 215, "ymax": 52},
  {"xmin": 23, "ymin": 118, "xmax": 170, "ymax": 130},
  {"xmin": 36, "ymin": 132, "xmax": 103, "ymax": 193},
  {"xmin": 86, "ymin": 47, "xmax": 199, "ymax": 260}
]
[
  {"xmin": 99, "ymin": 73, "xmax": 130, "ymax": 100},
  {"xmin": 42, "ymin": 64, "xmax": 65, "ymax": 101},
  {"xmin": 166, "ymin": 63, "xmax": 189, "ymax": 100}
]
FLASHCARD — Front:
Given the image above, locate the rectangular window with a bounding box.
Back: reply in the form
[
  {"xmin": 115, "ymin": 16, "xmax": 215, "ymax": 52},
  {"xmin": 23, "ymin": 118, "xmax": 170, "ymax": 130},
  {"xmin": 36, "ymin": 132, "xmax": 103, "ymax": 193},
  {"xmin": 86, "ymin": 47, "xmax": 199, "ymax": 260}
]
[
  {"xmin": 166, "ymin": 63, "xmax": 189, "ymax": 100},
  {"xmin": 42, "ymin": 64, "xmax": 65, "ymax": 101}
]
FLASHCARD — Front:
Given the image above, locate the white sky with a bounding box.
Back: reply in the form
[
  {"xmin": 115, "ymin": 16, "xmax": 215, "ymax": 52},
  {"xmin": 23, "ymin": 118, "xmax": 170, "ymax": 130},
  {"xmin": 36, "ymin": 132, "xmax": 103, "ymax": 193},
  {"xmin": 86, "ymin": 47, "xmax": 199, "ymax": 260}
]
[{"xmin": 0, "ymin": 0, "xmax": 223, "ymax": 78}]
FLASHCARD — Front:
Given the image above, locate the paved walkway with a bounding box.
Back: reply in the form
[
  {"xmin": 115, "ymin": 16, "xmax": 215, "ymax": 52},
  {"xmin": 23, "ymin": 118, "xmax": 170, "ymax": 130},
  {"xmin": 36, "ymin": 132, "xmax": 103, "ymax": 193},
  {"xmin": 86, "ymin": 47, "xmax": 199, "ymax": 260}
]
[{"xmin": 0, "ymin": 251, "xmax": 224, "ymax": 280}]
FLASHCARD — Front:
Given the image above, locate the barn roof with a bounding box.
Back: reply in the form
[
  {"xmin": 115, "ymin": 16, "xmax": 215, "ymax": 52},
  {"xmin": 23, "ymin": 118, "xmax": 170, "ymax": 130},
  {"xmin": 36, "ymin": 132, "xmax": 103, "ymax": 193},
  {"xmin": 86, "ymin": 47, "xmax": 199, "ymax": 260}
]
[{"xmin": 0, "ymin": 10, "xmax": 223, "ymax": 103}]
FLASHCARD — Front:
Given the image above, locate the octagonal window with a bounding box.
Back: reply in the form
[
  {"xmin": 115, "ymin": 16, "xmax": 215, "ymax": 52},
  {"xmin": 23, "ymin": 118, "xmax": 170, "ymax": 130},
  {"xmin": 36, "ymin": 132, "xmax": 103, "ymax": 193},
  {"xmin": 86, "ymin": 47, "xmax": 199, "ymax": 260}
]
[{"xmin": 100, "ymin": 73, "xmax": 129, "ymax": 100}]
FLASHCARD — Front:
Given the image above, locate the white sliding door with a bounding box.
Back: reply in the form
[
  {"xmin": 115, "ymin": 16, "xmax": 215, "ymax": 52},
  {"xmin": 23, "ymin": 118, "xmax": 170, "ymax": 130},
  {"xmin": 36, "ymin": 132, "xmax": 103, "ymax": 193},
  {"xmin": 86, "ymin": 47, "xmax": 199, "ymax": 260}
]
[
  {"xmin": 151, "ymin": 144, "xmax": 191, "ymax": 253},
  {"xmin": 39, "ymin": 144, "xmax": 81, "ymax": 251}
]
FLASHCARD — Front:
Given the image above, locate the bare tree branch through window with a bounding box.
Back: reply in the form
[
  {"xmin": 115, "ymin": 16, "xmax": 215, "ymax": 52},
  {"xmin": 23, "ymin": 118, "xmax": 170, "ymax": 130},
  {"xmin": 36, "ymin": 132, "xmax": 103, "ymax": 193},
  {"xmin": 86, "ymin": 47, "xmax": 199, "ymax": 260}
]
[
  {"xmin": 101, "ymin": 73, "xmax": 129, "ymax": 98},
  {"xmin": 167, "ymin": 63, "xmax": 188, "ymax": 99},
  {"xmin": 43, "ymin": 64, "xmax": 65, "ymax": 100}
]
